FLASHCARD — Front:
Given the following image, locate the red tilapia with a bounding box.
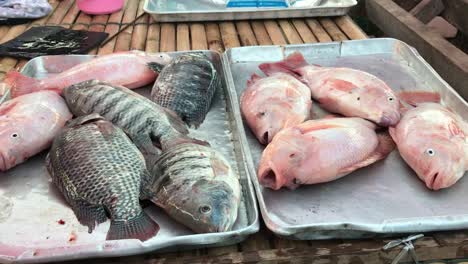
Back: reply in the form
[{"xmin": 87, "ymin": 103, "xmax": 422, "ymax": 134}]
[
  {"xmin": 259, "ymin": 52, "xmax": 400, "ymax": 126},
  {"xmin": 3, "ymin": 50, "xmax": 172, "ymax": 98},
  {"xmin": 258, "ymin": 117, "xmax": 395, "ymax": 190},
  {"xmin": 389, "ymin": 103, "xmax": 468, "ymax": 190},
  {"xmin": 240, "ymin": 73, "xmax": 312, "ymax": 144},
  {"xmin": 0, "ymin": 91, "xmax": 72, "ymax": 171}
]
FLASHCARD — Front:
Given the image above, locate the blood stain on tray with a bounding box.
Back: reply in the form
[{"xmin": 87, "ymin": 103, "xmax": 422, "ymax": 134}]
[
  {"xmin": 68, "ymin": 231, "xmax": 77, "ymax": 243},
  {"xmin": 57, "ymin": 219, "xmax": 65, "ymax": 225}
]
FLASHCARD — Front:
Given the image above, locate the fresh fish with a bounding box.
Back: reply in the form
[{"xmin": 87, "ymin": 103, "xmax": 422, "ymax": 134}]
[
  {"xmin": 259, "ymin": 52, "xmax": 400, "ymax": 127},
  {"xmin": 0, "ymin": 91, "xmax": 72, "ymax": 171},
  {"xmin": 240, "ymin": 73, "xmax": 311, "ymax": 144},
  {"xmin": 258, "ymin": 117, "xmax": 395, "ymax": 190},
  {"xmin": 389, "ymin": 103, "xmax": 468, "ymax": 190},
  {"xmin": 3, "ymin": 50, "xmax": 172, "ymax": 98},
  {"xmin": 63, "ymin": 79, "xmax": 199, "ymax": 161},
  {"xmin": 46, "ymin": 114, "xmax": 160, "ymax": 241},
  {"xmin": 148, "ymin": 143, "xmax": 241, "ymax": 233},
  {"xmin": 151, "ymin": 53, "xmax": 220, "ymax": 127}
]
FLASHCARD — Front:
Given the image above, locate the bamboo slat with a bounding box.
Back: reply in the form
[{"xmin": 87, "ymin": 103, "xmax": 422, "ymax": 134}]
[
  {"xmin": 335, "ymin": 16, "xmax": 368, "ymax": 40},
  {"xmin": 319, "ymin": 18, "xmax": 349, "ymax": 41},
  {"xmin": 98, "ymin": 1, "xmax": 126, "ymax": 55},
  {"xmin": 146, "ymin": 22, "xmax": 161, "ymax": 53},
  {"xmin": 190, "ymin": 24, "xmax": 208, "ymax": 50},
  {"xmin": 278, "ymin": 19, "xmax": 303, "ymax": 44},
  {"xmin": 306, "ymin": 18, "xmax": 333, "ymax": 42},
  {"xmin": 219, "ymin": 22, "xmax": 241, "ymax": 49},
  {"xmin": 236, "ymin": 21, "xmax": 258, "ymax": 47},
  {"xmin": 130, "ymin": 1, "xmax": 149, "ymax": 51},
  {"xmin": 114, "ymin": 0, "xmax": 139, "ymax": 52},
  {"xmin": 251, "ymin": 21, "xmax": 273, "ymax": 45},
  {"xmin": 160, "ymin": 23, "xmax": 176, "ymax": 52},
  {"xmin": 292, "ymin": 19, "xmax": 318, "ymax": 43},
  {"xmin": 176, "ymin": 23, "xmax": 191, "ymax": 51},
  {"xmin": 205, "ymin": 23, "xmax": 224, "ymax": 53},
  {"xmin": 264, "ymin": 20, "xmax": 287, "ymax": 45}
]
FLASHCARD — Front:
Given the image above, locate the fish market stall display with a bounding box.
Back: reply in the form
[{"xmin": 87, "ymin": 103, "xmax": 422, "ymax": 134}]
[
  {"xmin": 0, "ymin": 51, "xmax": 258, "ymax": 263},
  {"xmin": 224, "ymin": 38, "xmax": 468, "ymax": 239}
]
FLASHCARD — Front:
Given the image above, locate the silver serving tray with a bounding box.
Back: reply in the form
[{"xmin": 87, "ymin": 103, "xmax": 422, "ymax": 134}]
[
  {"xmin": 0, "ymin": 51, "xmax": 259, "ymax": 263},
  {"xmin": 222, "ymin": 38, "xmax": 468, "ymax": 240},
  {"xmin": 144, "ymin": 0, "xmax": 357, "ymax": 22}
]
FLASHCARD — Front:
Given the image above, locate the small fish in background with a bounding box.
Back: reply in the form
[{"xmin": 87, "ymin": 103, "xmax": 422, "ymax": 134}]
[
  {"xmin": 258, "ymin": 117, "xmax": 395, "ymax": 190},
  {"xmin": 151, "ymin": 53, "xmax": 220, "ymax": 128},
  {"xmin": 46, "ymin": 114, "xmax": 159, "ymax": 241},
  {"xmin": 389, "ymin": 102, "xmax": 468, "ymax": 190},
  {"xmin": 148, "ymin": 143, "xmax": 241, "ymax": 233},
  {"xmin": 3, "ymin": 50, "xmax": 172, "ymax": 98},
  {"xmin": 63, "ymin": 80, "xmax": 206, "ymax": 163},
  {"xmin": 241, "ymin": 73, "xmax": 311, "ymax": 144},
  {"xmin": 0, "ymin": 91, "xmax": 72, "ymax": 171},
  {"xmin": 259, "ymin": 52, "xmax": 400, "ymax": 127}
]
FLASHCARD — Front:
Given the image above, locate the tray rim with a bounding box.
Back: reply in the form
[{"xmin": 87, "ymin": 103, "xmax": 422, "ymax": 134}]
[
  {"xmin": 1, "ymin": 50, "xmax": 260, "ymax": 264},
  {"xmin": 222, "ymin": 37, "xmax": 468, "ymax": 239}
]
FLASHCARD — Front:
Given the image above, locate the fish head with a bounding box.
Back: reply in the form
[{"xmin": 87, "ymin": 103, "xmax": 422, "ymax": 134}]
[
  {"xmin": 62, "ymin": 80, "xmax": 99, "ymax": 115},
  {"xmin": 357, "ymin": 84, "xmax": 400, "ymax": 127},
  {"xmin": 0, "ymin": 119, "xmax": 26, "ymax": 171},
  {"xmin": 398, "ymin": 131, "xmax": 466, "ymax": 190},
  {"xmin": 164, "ymin": 179, "xmax": 239, "ymax": 233},
  {"xmin": 139, "ymin": 52, "xmax": 173, "ymax": 72}
]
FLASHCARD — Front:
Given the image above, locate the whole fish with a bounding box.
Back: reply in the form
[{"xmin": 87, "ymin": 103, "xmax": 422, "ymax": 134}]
[
  {"xmin": 148, "ymin": 143, "xmax": 241, "ymax": 233},
  {"xmin": 151, "ymin": 53, "xmax": 220, "ymax": 127},
  {"xmin": 63, "ymin": 79, "xmax": 201, "ymax": 161},
  {"xmin": 0, "ymin": 91, "xmax": 72, "ymax": 171},
  {"xmin": 240, "ymin": 73, "xmax": 311, "ymax": 144},
  {"xmin": 389, "ymin": 103, "xmax": 468, "ymax": 190},
  {"xmin": 46, "ymin": 114, "xmax": 160, "ymax": 241},
  {"xmin": 4, "ymin": 50, "xmax": 172, "ymax": 98},
  {"xmin": 259, "ymin": 52, "xmax": 400, "ymax": 127},
  {"xmin": 258, "ymin": 117, "xmax": 395, "ymax": 190}
]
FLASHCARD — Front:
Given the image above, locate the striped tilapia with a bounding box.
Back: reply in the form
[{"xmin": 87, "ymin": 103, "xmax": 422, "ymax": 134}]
[
  {"xmin": 46, "ymin": 114, "xmax": 159, "ymax": 241},
  {"xmin": 151, "ymin": 53, "xmax": 220, "ymax": 127},
  {"xmin": 148, "ymin": 143, "xmax": 241, "ymax": 233},
  {"xmin": 63, "ymin": 80, "xmax": 199, "ymax": 161}
]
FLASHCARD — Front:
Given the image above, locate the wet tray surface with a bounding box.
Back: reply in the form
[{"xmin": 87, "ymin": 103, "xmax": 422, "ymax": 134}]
[
  {"xmin": 0, "ymin": 51, "xmax": 259, "ymax": 263},
  {"xmin": 223, "ymin": 38, "xmax": 468, "ymax": 240}
]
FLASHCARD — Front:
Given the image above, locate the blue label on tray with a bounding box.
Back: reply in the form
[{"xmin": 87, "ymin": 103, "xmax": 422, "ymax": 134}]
[{"xmin": 227, "ymin": 0, "xmax": 288, "ymax": 7}]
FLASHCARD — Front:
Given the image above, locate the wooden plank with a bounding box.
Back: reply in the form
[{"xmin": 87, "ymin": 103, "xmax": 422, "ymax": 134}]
[
  {"xmin": 278, "ymin": 20, "xmax": 303, "ymax": 44},
  {"xmin": 98, "ymin": 2, "xmax": 126, "ymax": 55},
  {"xmin": 334, "ymin": 16, "xmax": 368, "ymax": 40},
  {"xmin": 366, "ymin": 0, "xmax": 468, "ymax": 99},
  {"xmin": 160, "ymin": 23, "xmax": 176, "ymax": 52},
  {"xmin": 114, "ymin": 0, "xmax": 139, "ymax": 52},
  {"xmin": 190, "ymin": 24, "xmax": 208, "ymax": 50},
  {"xmin": 44, "ymin": 0, "xmax": 74, "ymax": 25},
  {"xmin": 305, "ymin": 19, "xmax": 332, "ymax": 43},
  {"xmin": 206, "ymin": 23, "xmax": 224, "ymax": 53},
  {"xmin": 177, "ymin": 23, "xmax": 191, "ymax": 51},
  {"xmin": 251, "ymin": 21, "xmax": 273, "ymax": 45},
  {"xmin": 264, "ymin": 20, "xmax": 287, "ymax": 45},
  {"xmin": 410, "ymin": 0, "xmax": 445, "ymax": 24},
  {"xmin": 71, "ymin": 12, "xmax": 92, "ymax": 30},
  {"xmin": 235, "ymin": 21, "xmax": 258, "ymax": 47},
  {"xmin": 442, "ymin": 0, "xmax": 468, "ymax": 35},
  {"xmin": 219, "ymin": 22, "xmax": 241, "ymax": 49},
  {"xmin": 291, "ymin": 19, "xmax": 317, "ymax": 43},
  {"xmin": 88, "ymin": 15, "xmax": 110, "ymax": 54},
  {"xmin": 60, "ymin": 2, "xmax": 81, "ymax": 25},
  {"xmin": 319, "ymin": 18, "xmax": 348, "ymax": 41},
  {"xmin": 130, "ymin": 1, "xmax": 149, "ymax": 51},
  {"xmin": 146, "ymin": 23, "xmax": 161, "ymax": 53}
]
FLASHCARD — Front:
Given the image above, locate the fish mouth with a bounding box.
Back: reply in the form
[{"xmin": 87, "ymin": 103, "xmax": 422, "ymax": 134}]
[
  {"xmin": 426, "ymin": 172, "xmax": 440, "ymax": 190},
  {"xmin": 259, "ymin": 167, "xmax": 281, "ymax": 190},
  {"xmin": 0, "ymin": 152, "xmax": 7, "ymax": 172},
  {"xmin": 378, "ymin": 112, "xmax": 400, "ymax": 127}
]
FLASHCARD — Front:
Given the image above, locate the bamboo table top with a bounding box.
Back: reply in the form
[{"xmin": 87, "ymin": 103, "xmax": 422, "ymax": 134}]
[{"xmin": 1, "ymin": 1, "xmax": 468, "ymax": 263}]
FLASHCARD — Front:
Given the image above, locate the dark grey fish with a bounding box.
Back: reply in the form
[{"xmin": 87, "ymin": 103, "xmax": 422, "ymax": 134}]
[
  {"xmin": 147, "ymin": 143, "xmax": 241, "ymax": 233},
  {"xmin": 151, "ymin": 53, "xmax": 220, "ymax": 127},
  {"xmin": 63, "ymin": 80, "xmax": 200, "ymax": 161},
  {"xmin": 46, "ymin": 114, "xmax": 159, "ymax": 241}
]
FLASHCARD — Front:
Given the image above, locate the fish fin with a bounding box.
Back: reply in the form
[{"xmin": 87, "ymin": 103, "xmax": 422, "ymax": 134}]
[
  {"xmin": 398, "ymin": 91, "xmax": 441, "ymax": 107},
  {"xmin": 247, "ymin": 73, "xmax": 262, "ymax": 87},
  {"xmin": 338, "ymin": 132, "xmax": 395, "ymax": 175},
  {"xmin": 298, "ymin": 122, "xmax": 341, "ymax": 134},
  {"xmin": 4, "ymin": 71, "xmax": 42, "ymax": 98},
  {"xmin": 324, "ymin": 79, "xmax": 356, "ymax": 92},
  {"xmin": 66, "ymin": 114, "xmax": 104, "ymax": 128},
  {"xmin": 71, "ymin": 200, "xmax": 108, "ymax": 234},
  {"xmin": 107, "ymin": 211, "xmax": 160, "ymax": 241},
  {"xmin": 259, "ymin": 52, "xmax": 307, "ymax": 77},
  {"xmin": 0, "ymin": 101, "xmax": 18, "ymax": 116},
  {"xmin": 161, "ymin": 136, "xmax": 210, "ymax": 151},
  {"xmin": 210, "ymin": 155, "xmax": 230, "ymax": 177},
  {"xmin": 147, "ymin": 62, "xmax": 165, "ymax": 73},
  {"xmin": 163, "ymin": 108, "xmax": 189, "ymax": 135}
]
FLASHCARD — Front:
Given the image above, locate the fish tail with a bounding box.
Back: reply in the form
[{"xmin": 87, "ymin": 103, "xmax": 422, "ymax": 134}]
[
  {"xmin": 259, "ymin": 52, "xmax": 308, "ymax": 77},
  {"xmin": 161, "ymin": 134, "xmax": 210, "ymax": 151},
  {"xmin": 107, "ymin": 211, "xmax": 160, "ymax": 241},
  {"xmin": 4, "ymin": 71, "xmax": 42, "ymax": 98}
]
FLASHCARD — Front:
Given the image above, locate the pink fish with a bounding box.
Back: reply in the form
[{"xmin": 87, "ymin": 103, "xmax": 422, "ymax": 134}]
[
  {"xmin": 3, "ymin": 50, "xmax": 172, "ymax": 98},
  {"xmin": 258, "ymin": 117, "xmax": 395, "ymax": 190},
  {"xmin": 259, "ymin": 52, "xmax": 400, "ymax": 126},
  {"xmin": 0, "ymin": 91, "xmax": 72, "ymax": 171},
  {"xmin": 389, "ymin": 103, "xmax": 468, "ymax": 190},
  {"xmin": 240, "ymin": 73, "xmax": 312, "ymax": 144}
]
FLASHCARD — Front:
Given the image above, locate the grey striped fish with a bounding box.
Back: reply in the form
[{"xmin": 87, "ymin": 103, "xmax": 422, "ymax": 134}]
[
  {"xmin": 151, "ymin": 53, "xmax": 220, "ymax": 128},
  {"xmin": 63, "ymin": 80, "xmax": 199, "ymax": 160},
  {"xmin": 46, "ymin": 114, "xmax": 159, "ymax": 241},
  {"xmin": 148, "ymin": 143, "xmax": 241, "ymax": 233}
]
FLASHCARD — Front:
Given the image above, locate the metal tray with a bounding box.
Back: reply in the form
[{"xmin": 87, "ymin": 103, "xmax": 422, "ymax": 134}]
[
  {"xmin": 222, "ymin": 38, "xmax": 468, "ymax": 240},
  {"xmin": 0, "ymin": 51, "xmax": 259, "ymax": 263},
  {"xmin": 144, "ymin": 0, "xmax": 357, "ymax": 22}
]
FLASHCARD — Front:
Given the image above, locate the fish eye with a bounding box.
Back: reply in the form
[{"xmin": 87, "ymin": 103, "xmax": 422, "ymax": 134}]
[
  {"xmin": 388, "ymin": 97, "xmax": 394, "ymax": 102},
  {"xmin": 11, "ymin": 133, "xmax": 18, "ymax": 138},
  {"xmin": 356, "ymin": 97, "xmax": 360, "ymax": 101},
  {"xmin": 426, "ymin": 148, "xmax": 435, "ymax": 156},
  {"xmin": 199, "ymin": 205, "xmax": 211, "ymax": 214}
]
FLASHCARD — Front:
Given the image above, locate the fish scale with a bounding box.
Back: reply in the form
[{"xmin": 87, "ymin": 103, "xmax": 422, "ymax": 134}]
[{"xmin": 47, "ymin": 115, "xmax": 159, "ymax": 241}]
